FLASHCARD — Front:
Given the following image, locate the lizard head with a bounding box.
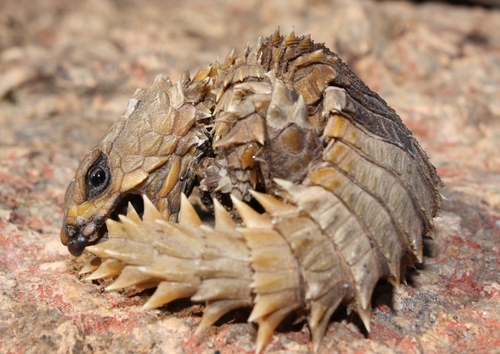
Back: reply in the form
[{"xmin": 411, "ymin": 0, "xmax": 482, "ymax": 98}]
[
  {"xmin": 61, "ymin": 74, "xmax": 209, "ymax": 256},
  {"xmin": 60, "ymin": 148, "xmax": 142, "ymax": 256}
]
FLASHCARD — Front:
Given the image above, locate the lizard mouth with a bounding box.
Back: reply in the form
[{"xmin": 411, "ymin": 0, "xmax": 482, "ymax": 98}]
[
  {"xmin": 97, "ymin": 192, "xmax": 145, "ymax": 242},
  {"xmin": 109, "ymin": 193, "xmax": 145, "ymax": 223}
]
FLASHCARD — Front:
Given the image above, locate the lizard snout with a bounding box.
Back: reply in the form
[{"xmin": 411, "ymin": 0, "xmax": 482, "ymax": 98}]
[{"xmin": 61, "ymin": 223, "xmax": 90, "ymax": 257}]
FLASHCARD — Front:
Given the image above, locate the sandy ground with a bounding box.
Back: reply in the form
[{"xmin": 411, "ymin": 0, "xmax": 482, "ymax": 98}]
[{"xmin": 1, "ymin": 0, "xmax": 499, "ymax": 353}]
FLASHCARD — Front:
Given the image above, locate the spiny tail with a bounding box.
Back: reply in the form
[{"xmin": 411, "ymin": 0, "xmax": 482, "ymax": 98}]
[{"xmin": 82, "ymin": 181, "xmax": 420, "ymax": 352}]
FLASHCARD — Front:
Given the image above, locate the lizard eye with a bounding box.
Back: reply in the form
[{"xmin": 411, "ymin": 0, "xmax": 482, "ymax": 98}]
[
  {"xmin": 89, "ymin": 167, "xmax": 107, "ymax": 187},
  {"xmin": 85, "ymin": 153, "xmax": 111, "ymax": 199}
]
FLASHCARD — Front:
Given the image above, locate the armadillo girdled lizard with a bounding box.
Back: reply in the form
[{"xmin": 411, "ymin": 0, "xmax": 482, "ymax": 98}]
[{"xmin": 60, "ymin": 29, "xmax": 443, "ymax": 352}]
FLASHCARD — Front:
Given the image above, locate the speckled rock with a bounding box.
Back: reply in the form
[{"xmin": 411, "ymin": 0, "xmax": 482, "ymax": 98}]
[{"xmin": 0, "ymin": 0, "xmax": 499, "ymax": 353}]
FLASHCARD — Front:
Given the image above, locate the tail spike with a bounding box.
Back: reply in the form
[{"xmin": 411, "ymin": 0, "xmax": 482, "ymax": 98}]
[
  {"xmin": 105, "ymin": 266, "xmax": 157, "ymax": 291},
  {"xmin": 357, "ymin": 305, "xmax": 372, "ymax": 333},
  {"xmin": 79, "ymin": 257, "xmax": 102, "ymax": 274},
  {"xmin": 142, "ymin": 195, "xmax": 165, "ymax": 224},
  {"xmin": 255, "ymin": 306, "xmax": 297, "ymax": 353},
  {"xmin": 105, "ymin": 218, "xmax": 125, "ymax": 238},
  {"xmin": 142, "ymin": 282, "xmax": 197, "ymax": 310},
  {"xmin": 118, "ymin": 214, "xmax": 142, "ymax": 239},
  {"xmin": 85, "ymin": 259, "xmax": 125, "ymax": 281},
  {"xmin": 230, "ymin": 195, "xmax": 272, "ymax": 229},
  {"xmin": 178, "ymin": 193, "xmax": 202, "ymax": 227},
  {"xmin": 213, "ymin": 198, "xmax": 236, "ymax": 231},
  {"xmin": 308, "ymin": 298, "xmax": 343, "ymax": 352},
  {"xmin": 249, "ymin": 190, "xmax": 295, "ymax": 217},
  {"xmin": 196, "ymin": 299, "xmax": 251, "ymax": 335},
  {"xmin": 388, "ymin": 274, "xmax": 401, "ymax": 288},
  {"xmin": 273, "ymin": 178, "xmax": 296, "ymax": 195},
  {"xmin": 399, "ymin": 255, "xmax": 416, "ymax": 286},
  {"xmin": 126, "ymin": 202, "xmax": 142, "ymax": 222}
]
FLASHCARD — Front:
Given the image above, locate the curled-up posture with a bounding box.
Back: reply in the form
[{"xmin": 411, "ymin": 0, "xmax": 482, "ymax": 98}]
[{"xmin": 61, "ymin": 29, "xmax": 442, "ymax": 352}]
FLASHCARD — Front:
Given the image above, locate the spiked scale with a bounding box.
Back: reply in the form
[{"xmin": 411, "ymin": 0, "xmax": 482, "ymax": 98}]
[
  {"xmin": 63, "ymin": 28, "xmax": 442, "ymax": 352},
  {"xmin": 85, "ymin": 191, "xmax": 347, "ymax": 352}
]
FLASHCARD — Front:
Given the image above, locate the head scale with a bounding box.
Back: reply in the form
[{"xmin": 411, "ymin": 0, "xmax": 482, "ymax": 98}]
[{"xmin": 61, "ymin": 74, "xmax": 207, "ymax": 256}]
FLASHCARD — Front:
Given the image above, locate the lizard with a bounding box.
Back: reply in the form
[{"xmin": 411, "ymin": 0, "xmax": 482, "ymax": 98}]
[{"xmin": 60, "ymin": 28, "xmax": 443, "ymax": 351}]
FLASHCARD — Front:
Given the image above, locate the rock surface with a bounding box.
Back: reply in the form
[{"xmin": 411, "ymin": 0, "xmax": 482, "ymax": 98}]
[{"xmin": 0, "ymin": 0, "xmax": 499, "ymax": 353}]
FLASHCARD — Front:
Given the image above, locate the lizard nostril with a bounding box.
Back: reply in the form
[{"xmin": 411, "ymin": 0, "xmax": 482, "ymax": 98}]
[{"xmin": 65, "ymin": 224, "xmax": 79, "ymax": 240}]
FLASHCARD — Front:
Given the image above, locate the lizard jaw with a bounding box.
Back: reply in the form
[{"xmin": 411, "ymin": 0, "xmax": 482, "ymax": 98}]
[{"xmin": 62, "ymin": 193, "xmax": 145, "ymax": 257}]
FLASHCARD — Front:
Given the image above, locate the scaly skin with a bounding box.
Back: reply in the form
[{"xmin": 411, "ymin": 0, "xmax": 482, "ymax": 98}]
[
  {"xmin": 61, "ymin": 29, "xmax": 444, "ymax": 352},
  {"xmin": 61, "ymin": 73, "xmax": 211, "ymax": 255},
  {"xmin": 61, "ymin": 29, "xmax": 442, "ymax": 270}
]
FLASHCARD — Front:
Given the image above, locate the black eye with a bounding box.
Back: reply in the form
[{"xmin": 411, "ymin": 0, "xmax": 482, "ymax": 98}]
[
  {"xmin": 89, "ymin": 167, "xmax": 106, "ymax": 187},
  {"xmin": 85, "ymin": 153, "xmax": 111, "ymax": 199}
]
